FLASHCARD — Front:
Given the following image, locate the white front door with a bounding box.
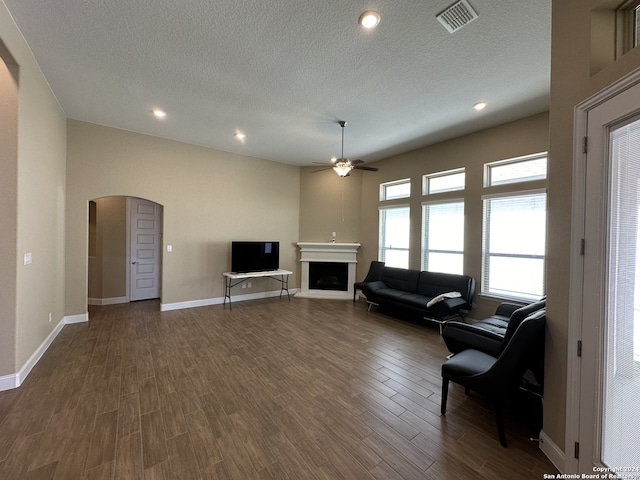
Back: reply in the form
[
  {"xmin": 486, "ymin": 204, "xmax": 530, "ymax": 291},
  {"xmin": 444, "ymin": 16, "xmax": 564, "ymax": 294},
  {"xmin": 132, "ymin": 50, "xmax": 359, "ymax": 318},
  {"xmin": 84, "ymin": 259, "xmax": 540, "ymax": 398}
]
[
  {"xmin": 129, "ymin": 197, "xmax": 162, "ymax": 301},
  {"xmin": 573, "ymin": 77, "xmax": 640, "ymax": 474}
]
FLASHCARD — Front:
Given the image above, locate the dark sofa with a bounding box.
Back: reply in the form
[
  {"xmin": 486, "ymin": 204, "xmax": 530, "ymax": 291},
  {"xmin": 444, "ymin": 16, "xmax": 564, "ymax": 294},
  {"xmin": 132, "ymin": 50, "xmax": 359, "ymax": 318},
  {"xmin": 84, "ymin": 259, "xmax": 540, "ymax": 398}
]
[{"xmin": 361, "ymin": 266, "xmax": 475, "ymax": 327}]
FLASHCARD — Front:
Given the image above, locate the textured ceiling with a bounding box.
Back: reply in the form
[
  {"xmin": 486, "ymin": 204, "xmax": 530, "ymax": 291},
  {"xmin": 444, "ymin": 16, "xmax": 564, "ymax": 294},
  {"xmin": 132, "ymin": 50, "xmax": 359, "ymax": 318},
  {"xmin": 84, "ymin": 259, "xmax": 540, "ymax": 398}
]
[{"xmin": 4, "ymin": 0, "xmax": 551, "ymax": 167}]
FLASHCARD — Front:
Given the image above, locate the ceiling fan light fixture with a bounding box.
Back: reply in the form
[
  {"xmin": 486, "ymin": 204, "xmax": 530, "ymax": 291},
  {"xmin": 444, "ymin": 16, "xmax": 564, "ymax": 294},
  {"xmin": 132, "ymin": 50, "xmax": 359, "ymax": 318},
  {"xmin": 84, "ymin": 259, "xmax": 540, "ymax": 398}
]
[
  {"xmin": 359, "ymin": 11, "xmax": 380, "ymax": 29},
  {"xmin": 333, "ymin": 162, "xmax": 352, "ymax": 177}
]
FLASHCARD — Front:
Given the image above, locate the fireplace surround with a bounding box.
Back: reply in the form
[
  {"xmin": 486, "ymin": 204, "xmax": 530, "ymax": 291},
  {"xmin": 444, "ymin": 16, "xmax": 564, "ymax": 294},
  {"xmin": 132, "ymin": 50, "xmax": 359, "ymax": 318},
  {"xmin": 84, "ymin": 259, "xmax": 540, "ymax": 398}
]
[{"xmin": 296, "ymin": 242, "xmax": 360, "ymax": 300}]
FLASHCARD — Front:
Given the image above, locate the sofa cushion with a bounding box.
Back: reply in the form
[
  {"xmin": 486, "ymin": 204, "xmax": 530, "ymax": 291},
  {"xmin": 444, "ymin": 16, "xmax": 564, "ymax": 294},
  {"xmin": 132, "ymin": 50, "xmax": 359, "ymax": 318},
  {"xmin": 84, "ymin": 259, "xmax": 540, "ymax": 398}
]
[
  {"xmin": 473, "ymin": 314, "xmax": 510, "ymax": 336},
  {"xmin": 380, "ymin": 267, "xmax": 420, "ymax": 293}
]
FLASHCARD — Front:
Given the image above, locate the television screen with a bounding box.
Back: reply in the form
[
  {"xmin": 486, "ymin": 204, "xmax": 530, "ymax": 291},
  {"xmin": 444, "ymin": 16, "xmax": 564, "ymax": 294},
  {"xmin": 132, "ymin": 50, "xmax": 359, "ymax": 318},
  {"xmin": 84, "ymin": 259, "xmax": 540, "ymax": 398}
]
[{"xmin": 231, "ymin": 241, "xmax": 280, "ymax": 273}]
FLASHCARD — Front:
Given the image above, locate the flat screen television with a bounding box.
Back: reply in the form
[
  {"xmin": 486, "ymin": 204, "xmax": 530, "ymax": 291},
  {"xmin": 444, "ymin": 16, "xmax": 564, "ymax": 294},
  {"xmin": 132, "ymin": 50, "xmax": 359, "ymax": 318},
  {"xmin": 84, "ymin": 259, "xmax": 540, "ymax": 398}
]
[{"xmin": 231, "ymin": 241, "xmax": 280, "ymax": 273}]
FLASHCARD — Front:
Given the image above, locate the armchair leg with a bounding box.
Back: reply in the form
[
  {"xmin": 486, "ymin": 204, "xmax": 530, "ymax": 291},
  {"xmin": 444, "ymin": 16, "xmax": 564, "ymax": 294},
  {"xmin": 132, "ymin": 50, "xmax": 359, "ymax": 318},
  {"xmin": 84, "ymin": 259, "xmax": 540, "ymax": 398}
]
[
  {"xmin": 495, "ymin": 403, "xmax": 507, "ymax": 447},
  {"xmin": 441, "ymin": 379, "xmax": 449, "ymax": 415}
]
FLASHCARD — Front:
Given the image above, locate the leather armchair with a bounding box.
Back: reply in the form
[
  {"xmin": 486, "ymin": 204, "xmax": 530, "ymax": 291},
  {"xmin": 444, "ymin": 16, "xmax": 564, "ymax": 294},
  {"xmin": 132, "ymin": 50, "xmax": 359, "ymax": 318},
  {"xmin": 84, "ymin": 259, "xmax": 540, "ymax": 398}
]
[
  {"xmin": 440, "ymin": 309, "xmax": 546, "ymax": 446},
  {"xmin": 442, "ymin": 299, "xmax": 546, "ymax": 387}
]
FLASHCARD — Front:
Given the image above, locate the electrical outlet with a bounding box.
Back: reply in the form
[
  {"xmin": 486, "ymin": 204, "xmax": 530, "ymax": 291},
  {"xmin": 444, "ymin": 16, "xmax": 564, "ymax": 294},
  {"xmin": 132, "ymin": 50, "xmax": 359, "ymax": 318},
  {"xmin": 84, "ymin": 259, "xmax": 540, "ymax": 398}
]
[
  {"xmin": 242, "ymin": 283, "xmax": 246, "ymax": 288},
  {"xmin": 247, "ymin": 282, "xmax": 252, "ymax": 288}
]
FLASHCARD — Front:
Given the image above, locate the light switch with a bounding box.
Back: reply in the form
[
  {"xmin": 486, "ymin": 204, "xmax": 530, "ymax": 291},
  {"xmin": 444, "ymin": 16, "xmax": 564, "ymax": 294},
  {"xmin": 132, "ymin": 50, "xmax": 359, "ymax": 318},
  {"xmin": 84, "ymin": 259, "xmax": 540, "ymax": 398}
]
[
  {"xmin": 24, "ymin": 252, "xmax": 32, "ymax": 265},
  {"xmin": 167, "ymin": 245, "xmax": 173, "ymax": 252}
]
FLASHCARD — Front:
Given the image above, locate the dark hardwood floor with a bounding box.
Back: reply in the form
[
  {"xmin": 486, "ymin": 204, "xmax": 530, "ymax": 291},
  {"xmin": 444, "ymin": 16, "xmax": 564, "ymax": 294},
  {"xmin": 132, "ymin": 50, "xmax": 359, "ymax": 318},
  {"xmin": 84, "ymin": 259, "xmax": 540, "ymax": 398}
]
[{"xmin": 0, "ymin": 297, "xmax": 556, "ymax": 479}]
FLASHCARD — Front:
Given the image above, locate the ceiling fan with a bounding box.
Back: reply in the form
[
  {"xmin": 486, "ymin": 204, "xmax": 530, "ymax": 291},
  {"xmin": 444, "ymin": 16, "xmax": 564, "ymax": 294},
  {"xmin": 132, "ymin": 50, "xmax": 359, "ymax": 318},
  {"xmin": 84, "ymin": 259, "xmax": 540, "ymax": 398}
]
[{"xmin": 314, "ymin": 121, "xmax": 379, "ymax": 177}]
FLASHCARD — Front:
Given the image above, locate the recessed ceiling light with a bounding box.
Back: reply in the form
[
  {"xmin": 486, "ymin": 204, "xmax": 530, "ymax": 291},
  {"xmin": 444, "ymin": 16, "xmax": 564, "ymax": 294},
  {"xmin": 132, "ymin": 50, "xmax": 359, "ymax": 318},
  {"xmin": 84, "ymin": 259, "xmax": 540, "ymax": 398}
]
[
  {"xmin": 235, "ymin": 132, "xmax": 246, "ymax": 140},
  {"xmin": 152, "ymin": 109, "xmax": 167, "ymax": 118},
  {"xmin": 359, "ymin": 11, "xmax": 380, "ymax": 29},
  {"xmin": 473, "ymin": 101, "xmax": 488, "ymax": 111}
]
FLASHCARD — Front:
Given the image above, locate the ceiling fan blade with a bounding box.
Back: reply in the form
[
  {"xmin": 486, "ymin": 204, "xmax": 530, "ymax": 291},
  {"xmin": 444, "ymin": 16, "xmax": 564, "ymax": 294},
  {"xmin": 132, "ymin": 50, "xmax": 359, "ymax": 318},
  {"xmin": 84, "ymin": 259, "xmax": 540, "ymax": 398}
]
[
  {"xmin": 311, "ymin": 167, "xmax": 332, "ymax": 173},
  {"xmin": 350, "ymin": 159, "xmax": 364, "ymax": 165},
  {"xmin": 353, "ymin": 165, "xmax": 378, "ymax": 172}
]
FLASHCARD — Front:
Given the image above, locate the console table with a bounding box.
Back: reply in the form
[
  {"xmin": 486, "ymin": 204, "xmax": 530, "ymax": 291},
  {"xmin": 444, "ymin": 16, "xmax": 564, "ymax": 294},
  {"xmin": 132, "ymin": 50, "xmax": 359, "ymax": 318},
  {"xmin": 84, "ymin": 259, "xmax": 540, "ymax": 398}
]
[{"xmin": 222, "ymin": 269, "xmax": 292, "ymax": 309}]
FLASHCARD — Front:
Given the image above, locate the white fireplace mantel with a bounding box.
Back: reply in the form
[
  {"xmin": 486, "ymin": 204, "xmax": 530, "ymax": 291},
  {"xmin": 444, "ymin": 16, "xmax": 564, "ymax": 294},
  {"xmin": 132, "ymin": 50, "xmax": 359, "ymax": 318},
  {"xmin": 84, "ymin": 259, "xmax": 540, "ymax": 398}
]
[{"xmin": 296, "ymin": 242, "xmax": 360, "ymax": 300}]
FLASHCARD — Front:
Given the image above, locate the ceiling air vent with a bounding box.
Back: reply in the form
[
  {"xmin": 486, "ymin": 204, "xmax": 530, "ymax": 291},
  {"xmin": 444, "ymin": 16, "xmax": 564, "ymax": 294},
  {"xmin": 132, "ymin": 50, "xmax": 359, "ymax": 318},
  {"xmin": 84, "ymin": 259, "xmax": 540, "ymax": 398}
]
[{"xmin": 436, "ymin": 0, "xmax": 479, "ymax": 33}]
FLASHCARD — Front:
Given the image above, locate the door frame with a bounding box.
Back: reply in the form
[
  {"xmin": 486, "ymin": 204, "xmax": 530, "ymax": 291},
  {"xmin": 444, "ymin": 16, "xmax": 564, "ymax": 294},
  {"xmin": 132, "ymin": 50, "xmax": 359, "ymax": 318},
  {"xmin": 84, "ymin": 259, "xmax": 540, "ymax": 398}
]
[{"xmin": 567, "ymin": 66, "xmax": 640, "ymax": 474}]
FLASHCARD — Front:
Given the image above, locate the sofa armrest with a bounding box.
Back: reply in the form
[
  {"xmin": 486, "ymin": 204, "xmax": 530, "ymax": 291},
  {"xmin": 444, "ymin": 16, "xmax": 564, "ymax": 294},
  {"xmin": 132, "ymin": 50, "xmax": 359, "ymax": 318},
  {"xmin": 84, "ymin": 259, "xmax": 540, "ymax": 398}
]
[
  {"xmin": 426, "ymin": 296, "xmax": 468, "ymax": 318},
  {"xmin": 442, "ymin": 321, "xmax": 503, "ymax": 356}
]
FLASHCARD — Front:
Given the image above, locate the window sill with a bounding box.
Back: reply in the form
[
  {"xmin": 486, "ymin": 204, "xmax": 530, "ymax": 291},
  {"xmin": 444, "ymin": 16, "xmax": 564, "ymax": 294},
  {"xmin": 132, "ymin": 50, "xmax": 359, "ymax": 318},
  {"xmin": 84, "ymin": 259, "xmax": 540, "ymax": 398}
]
[{"xmin": 478, "ymin": 292, "xmax": 541, "ymax": 304}]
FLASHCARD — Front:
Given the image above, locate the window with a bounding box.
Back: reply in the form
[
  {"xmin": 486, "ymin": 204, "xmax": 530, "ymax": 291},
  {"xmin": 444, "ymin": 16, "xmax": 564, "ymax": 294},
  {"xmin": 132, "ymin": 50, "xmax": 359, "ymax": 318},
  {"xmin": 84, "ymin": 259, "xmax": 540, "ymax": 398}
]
[
  {"xmin": 482, "ymin": 191, "xmax": 546, "ymax": 301},
  {"xmin": 485, "ymin": 153, "xmax": 547, "ymax": 187},
  {"xmin": 380, "ymin": 179, "xmax": 410, "ymax": 201},
  {"xmin": 618, "ymin": 0, "xmax": 640, "ymax": 53},
  {"xmin": 423, "ymin": 168, "xmax": 465, "ymax": 195},
  {"xmin": 379, "ymin": 206, "xmax": 410, "ymax": 268},
  {"xmin": 422, "ymin": 201, "xmax": 464, "ymax": 274}
]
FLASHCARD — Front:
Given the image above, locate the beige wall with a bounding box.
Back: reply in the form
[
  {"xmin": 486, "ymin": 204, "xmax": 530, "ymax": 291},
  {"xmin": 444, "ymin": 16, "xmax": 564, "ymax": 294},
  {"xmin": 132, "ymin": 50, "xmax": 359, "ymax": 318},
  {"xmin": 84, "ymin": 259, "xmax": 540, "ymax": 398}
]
[
  {"xmin": 66, "ymin": 120, "xmax": 301, "ymax": 314},
  {"xmin": 544, "ymin": 0, "xmax": 640, "ymax": 451},
  {"xmin": 298, "ymin": 167, "xmax": 363, "ymax": 244},
  {"xmin": 0, "ymin": 1, "xmax": 67, "ymax": 376}
]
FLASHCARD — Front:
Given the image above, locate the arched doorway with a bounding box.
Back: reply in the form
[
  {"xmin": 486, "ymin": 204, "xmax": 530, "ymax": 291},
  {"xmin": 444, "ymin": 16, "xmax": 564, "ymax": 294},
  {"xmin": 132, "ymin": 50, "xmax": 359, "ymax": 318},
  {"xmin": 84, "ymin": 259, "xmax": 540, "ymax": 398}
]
[{"xmin": 88, "ymin": 196, "xmax": 163, "ymax": 305}]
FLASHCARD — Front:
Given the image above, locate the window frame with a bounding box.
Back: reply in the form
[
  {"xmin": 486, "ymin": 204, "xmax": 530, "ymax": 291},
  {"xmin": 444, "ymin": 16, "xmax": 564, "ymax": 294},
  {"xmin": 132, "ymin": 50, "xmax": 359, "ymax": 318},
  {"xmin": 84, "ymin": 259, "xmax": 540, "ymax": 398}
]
[
  {"xmin": 422, "ymin": 168, "xmax": 465, "ymax": 195},
  {"xmin": 379, "ymin": 178, "xmax": 411, "ymax": 201},
  {"xmin": 617, "ymin": 0, "xmax": 640, "ymax": 54},
  {"xmin": 484, "ymin": 152, "xmax": 548, "ymax": 187},
  {"xmin": 421, "ymin": 199, "xmax": 465, "ymax": 275}
]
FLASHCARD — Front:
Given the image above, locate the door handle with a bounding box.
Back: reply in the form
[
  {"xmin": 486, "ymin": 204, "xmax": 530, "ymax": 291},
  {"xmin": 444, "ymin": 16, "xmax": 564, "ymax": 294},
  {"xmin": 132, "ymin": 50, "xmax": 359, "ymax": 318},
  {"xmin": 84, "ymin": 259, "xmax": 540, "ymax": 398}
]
[{"xmin": 132, "ymin": 261, "xmax": 137, "ymax": 264}]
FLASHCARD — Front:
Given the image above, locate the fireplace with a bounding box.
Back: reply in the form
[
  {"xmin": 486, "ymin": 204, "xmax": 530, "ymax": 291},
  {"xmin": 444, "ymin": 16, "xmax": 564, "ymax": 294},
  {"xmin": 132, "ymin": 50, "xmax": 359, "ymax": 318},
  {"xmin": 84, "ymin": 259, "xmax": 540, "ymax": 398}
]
[
  {"xmin": 309, "ymin": 262, "xmax": 348, "ymax": 291},
  {"xmin": 296, "ymin": 242, "xmax": 360, "ymax": 300}
]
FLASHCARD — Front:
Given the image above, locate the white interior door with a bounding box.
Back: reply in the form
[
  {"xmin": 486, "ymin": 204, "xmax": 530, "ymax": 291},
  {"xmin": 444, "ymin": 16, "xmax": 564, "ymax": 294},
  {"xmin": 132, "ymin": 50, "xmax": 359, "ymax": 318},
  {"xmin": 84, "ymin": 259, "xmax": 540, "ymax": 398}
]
[
  {"xmin": 129, "ymin": 197, "xmax": 162, "ymax": 301},
  {"xmin": 577, "ymin": 79, "xmax": 640, "ymax": 473}
]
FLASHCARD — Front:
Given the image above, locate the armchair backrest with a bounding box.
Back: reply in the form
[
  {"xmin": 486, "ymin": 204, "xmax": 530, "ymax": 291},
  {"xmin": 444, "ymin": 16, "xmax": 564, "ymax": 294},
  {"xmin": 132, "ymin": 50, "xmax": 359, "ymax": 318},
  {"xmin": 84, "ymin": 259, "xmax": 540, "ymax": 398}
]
[
  {"xmin": 500, "ymin": 299, "xmax": 546, "ymax": 353},
  {"xmin": 489, "ymin": 309, "xmax": 546, "ymax": 391}
]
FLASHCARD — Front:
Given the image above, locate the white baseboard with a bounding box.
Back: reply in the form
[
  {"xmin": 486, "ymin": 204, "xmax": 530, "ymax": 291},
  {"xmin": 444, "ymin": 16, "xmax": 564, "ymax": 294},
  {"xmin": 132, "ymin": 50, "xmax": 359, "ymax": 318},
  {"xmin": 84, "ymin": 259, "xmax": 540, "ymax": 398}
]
[
  {"xmin": 88, "ymin": 296, "xmax": 128, "ymax": 306},
  {"xmin": 160, "ymin": 289, "xmax": 297, "ymax": 312},
  {"xmin": 160, "ymin": 297, "xmax": 223, "ymax": 311},
  {"xmin": 539, "ymin": 430, "xmax": 565, "ymax": 473},
  {"xmin": 0, "ymin": 373, "xmax": 18, "ymax": 391},
  {"xmin": 0, "ymin": 312, "xmax": 88, "ymax": 392}
]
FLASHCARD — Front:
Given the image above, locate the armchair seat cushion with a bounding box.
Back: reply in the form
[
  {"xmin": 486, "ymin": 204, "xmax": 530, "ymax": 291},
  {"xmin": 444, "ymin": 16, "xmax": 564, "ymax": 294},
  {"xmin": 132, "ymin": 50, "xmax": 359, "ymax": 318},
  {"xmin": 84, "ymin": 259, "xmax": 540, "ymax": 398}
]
[{"xmin": 442, "ymin": 349, "xmax": 497, "ymax": 379}]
